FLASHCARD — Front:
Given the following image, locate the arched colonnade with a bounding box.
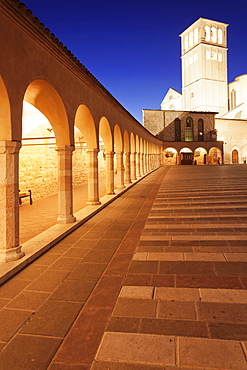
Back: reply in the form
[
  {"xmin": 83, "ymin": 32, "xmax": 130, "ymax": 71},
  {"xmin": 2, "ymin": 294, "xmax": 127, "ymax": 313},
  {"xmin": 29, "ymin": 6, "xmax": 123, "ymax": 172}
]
[
  {"xmin": 163, "ymin": 143, "xmax": 223, "ymax": 165},
  {"xmin": 0, "ymin": 75, "xmax": 163, "ymax": 262},
  {"xmin": 0, "ymin": 0, "xmax": 164, "ymax": 264}
]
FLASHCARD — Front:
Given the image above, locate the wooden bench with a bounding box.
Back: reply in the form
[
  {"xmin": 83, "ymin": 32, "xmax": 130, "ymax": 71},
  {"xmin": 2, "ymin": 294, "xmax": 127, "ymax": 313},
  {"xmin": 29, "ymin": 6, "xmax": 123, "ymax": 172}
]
[{"xmin": 19, "ymin": 190, "xmax": 33, "ymax": 205}]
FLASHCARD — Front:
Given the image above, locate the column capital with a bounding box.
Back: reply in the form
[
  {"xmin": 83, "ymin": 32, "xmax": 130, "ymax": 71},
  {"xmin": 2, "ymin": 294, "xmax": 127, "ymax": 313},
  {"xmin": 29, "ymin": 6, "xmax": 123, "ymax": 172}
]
[
  {"xmin": 0, "ymin": 140, "xmax": 21, "ymax": 154},
  {"xmin": 55, "ymin": 145, "xmax": 75, "ymax": 153},
  {"xmin": 86, "ymin": 148, "xmax": 99, "ymax": 154},
  {"xmin": 104, "ymin": 151, "xmax": 115, "ymax": 158}
]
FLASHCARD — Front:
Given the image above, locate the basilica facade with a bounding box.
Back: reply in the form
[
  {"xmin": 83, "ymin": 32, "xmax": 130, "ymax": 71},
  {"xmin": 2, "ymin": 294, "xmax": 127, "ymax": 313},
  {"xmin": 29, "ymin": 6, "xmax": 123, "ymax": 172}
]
[{"xmin": 143, "ymin": 17, "xmax": 247, "ymax": 164}]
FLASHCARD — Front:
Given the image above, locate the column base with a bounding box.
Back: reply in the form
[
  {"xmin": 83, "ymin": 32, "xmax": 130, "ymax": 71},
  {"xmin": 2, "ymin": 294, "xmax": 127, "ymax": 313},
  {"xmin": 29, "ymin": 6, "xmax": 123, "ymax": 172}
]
[
  {"xmin": 116, "ymin": 185, "xmax": 125, "ymax": 189},
  {"xmin": 57, "ymin": 215, "xmax": 76, "ymax": 224},
  {"xmin": 106, "ymin": 191, "xmax": 115, "ymax": 195},
  {"xmin": 0, "ymin": 245, "xmax": 25, "ymax": 262},
  {"xmin": 86, "ymin": 200, "xmax": 101, "ymax": 206}
]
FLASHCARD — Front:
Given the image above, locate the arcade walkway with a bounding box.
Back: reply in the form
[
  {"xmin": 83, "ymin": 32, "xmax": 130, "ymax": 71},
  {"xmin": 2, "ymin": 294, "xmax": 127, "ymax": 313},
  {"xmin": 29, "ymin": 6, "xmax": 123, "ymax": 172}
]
[{"xmin": 0, "ymin": 165, "xmax": 247, "ymax": 369}]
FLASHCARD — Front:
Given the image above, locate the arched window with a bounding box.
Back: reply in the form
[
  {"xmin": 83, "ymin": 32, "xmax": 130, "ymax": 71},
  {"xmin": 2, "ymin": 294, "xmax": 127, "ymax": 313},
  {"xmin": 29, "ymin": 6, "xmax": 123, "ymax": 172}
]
[
  {"xmin": 218, "ymin": 28, "xmax": 223, "ymax": 44},
  {"xmin": 205, "ymin": 26, "xmax": 210, "ymax": 41},
  {"xmin": 185, "ymin": 117, "xmax": 194, "ymax": 141},
  {"xmin": 198, "ymin": 119, "xmax": 204, "ymax": 141},
  {"xmin": 184, "ymin": 36, "xmax": 188, "ymax": 51},
  {"xmin": 211, "ymin": 27, "xmax": 217, "ymax": 43},
  {"xmin": 175, "ymin": 118, "xmax": 181, "ymax": 141},
  {"xmin": 194, "ymin": 28, "xmax": 199, "ymax": 44}
]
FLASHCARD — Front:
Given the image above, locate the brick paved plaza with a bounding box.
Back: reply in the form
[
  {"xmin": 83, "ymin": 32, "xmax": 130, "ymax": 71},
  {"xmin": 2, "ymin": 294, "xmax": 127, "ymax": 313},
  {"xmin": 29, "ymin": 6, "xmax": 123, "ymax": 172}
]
[{"xmin": 0, "ymin": 165, "xmax": 247, "ymax": 369}]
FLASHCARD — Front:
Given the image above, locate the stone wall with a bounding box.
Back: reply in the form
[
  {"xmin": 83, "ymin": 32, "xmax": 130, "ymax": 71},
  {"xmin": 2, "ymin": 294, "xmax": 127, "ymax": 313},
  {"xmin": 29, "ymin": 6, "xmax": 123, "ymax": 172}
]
[
  {"xmin": 143, "ymin": 110, "xmax": 164, "ymax": 139},
  {"xmin": 143, "ymin": 109, "xmax": 216, "ymax": 142},
  {"xmin": 215, "ymin": 118, "xmax": 247, "ymax": 164},
  {"xmin": 19, "ymin": 143, "xmax": 106, "ymax": 204}
]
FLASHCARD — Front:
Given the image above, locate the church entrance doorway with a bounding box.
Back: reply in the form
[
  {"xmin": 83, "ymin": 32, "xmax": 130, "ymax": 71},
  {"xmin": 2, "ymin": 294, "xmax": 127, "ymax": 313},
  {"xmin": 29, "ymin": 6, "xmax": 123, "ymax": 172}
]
[{"xmin": 232, "ymin": 149, "xmax": 239, "ymax": 163}]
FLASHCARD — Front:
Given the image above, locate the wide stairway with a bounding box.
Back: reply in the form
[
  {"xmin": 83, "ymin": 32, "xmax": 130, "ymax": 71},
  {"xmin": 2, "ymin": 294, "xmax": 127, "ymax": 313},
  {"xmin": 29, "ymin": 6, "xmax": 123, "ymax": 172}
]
[{"xmin": 94, "ymin": 165, "xmax": 247, "ymax": 369}]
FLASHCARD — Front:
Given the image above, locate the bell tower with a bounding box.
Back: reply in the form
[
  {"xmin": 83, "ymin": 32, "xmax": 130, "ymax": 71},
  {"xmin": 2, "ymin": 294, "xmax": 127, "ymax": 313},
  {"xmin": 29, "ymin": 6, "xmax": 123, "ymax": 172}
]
[{"xmin": 180, "ymin": 18, "xmax": 228, "ymax": 116}]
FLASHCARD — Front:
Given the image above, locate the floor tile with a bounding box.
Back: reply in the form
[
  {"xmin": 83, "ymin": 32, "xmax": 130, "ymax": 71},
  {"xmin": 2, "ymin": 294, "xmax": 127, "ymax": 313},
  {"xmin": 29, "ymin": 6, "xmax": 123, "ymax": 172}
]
[
  {"xmin": 113, "ymin": 298, "xmax": 157, "ymax": 318},
  {"xmin": 6, "ymin": 291, "xmax": 49, "ymax": 311},
  {"xmin": 49, "ymin": 280, "xmax": 96, "ymax": 302},
  {"xmin": 96, "ymin": 332, "xmax": 175, "ymax": 366},
  {"xmin": 154, "ymin": 287, "xmax": 199, "ymax": 301},
  {"xmin": 197, "ymin": 301, "xmax": 247, "ymax": 323},
  {"xmin": 157, "ymin": 300, "xmax": 196, "ymax": 320},
  {"xmin": 20, "ymin": 300, "xmax": 83, "ymax": 337},
  {"xmin": 0, "ymin": 334, "xmax": 62, "ymax": 370},
  {"xmin": 178, "ymin": 337, "xmax": 247, "ymax": 369}
]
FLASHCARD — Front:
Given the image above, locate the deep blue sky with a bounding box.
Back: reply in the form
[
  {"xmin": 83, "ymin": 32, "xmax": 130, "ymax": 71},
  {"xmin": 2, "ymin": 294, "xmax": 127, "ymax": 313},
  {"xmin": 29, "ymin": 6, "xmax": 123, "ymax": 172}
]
[{"xmin": 23, "ymin": 0, "xmax": 247, "ymax": 123}]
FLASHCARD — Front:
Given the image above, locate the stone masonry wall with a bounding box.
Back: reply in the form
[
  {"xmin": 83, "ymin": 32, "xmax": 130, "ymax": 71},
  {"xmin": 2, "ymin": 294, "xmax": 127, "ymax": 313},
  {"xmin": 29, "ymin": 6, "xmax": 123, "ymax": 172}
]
[
  {"xmin": 143, "ymin": 110, "xmax": 164, "ymax": 139},
  {"xmin": 19, "ymin": 144, "xmax": 106, "ymax": 204}
]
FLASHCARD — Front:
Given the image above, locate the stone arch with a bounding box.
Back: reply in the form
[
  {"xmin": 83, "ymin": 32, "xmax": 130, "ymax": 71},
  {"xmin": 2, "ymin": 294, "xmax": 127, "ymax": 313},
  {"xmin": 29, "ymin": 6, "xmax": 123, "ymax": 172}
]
[
  {"xmin": 74, "ymin": 105, "xmax": 97, "ymax": 149},
  {"xmin": 194, "ymin": 147, "xmax": 207, "ymax": 165},
  {"xmin": 130, "ymin": 133, "xmax": 136, "ymax": 153},
  {"xmin": 114, "ymin": 125, "xmax": 124, "ymax": 189},
  {"xmin": 73, "ymin": 105, "xmax": 99, "ymax": 205},
  {"xmin": 0, "ymin": 76, "xmax": 11, "ymax": 140},
  {"xmin": 99, "ymin": 117, "xmax": 113, "ymax": 152},
  {"xmin": 123, "ymin": 130, "xmax": 131, "ymax": 184},
  {"xmin": 22, "ymin": 80, "xmax": 75, "ymax": 225},
  {"xmin": 130, "ymin": 133, "xmax": 137, "ymax": 180},
  {"xmin": 99, "ymin": 117, "xmax": 114, "ymax": 194},
  {"xmin": 208, "ymin": 146, "xmax": 222, "ymax": 164},
  {"xmin": 114, "ymin": 124, "xmax": 123, "ymax": 152},
  {"xmin": 179, "ymin": 147, "xmax": 193, "ymax": 165},
  {"xmin": 124, "ymin": 130, "xmax": 130, "ymax": 153},
  {"xmin": 163, "ymin": 147, "xmax": 178, "ymax": 165},
  {"xmin": 24, "ymin": 79, "xmax": 70, "ymax": 146}
]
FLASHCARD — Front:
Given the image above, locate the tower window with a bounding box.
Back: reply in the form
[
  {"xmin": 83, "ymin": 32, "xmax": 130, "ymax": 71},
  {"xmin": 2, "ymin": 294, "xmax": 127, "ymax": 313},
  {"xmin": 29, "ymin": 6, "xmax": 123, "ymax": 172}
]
[
  {"xmin": 198, "ymin": 119, "xmax": 204, "ymax": 141},
  {"xmin": 218, "ymin": 28, "xmax": 223, "ymax": 44},
  {"xmin": 194, "ymin": 28, "xmax": 199, "ymax": 43},
  {"xmin": 205, "ymin": 26, "xmax": 210, "ymax": 41},
  {"xmin": 175, "ymin": 118, "xmax": 181, "ymax": 141},
  {"xmin": 211, "ymin": 27, "xmax": 217, "ymax": 43},
  {"xmin": 185, "ymin": 117, "xmax": 194, "ymax": 141},
  {"xmin": 184, "ymin": 36, "xmax": 188, "ymax": 51},
  {"xmin": 189, "ymin": 32, "xmax": 194, "ymax": 47}
]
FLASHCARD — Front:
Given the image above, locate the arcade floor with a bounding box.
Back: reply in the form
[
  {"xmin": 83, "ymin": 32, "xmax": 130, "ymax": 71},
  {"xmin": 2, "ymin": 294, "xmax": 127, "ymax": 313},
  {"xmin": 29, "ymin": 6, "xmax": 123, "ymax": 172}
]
[{"xmin": 0, "ymin": 165, "xmax": 247, "ymax": 369}]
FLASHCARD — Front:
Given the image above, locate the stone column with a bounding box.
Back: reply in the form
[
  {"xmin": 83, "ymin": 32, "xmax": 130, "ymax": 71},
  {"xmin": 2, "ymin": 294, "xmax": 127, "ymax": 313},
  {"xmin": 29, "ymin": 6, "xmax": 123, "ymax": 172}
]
[
  {"xmin": 115, "ymin": 151, "xmax": 125, "ymax": 189},
  {"xmin": 140, "ymin": 153, "xmax": 144, "ymax": 176},
  {"xmin": 124, "ymin": 152, "xmax": 131, "ymax": 184},
  {"xmin": 0, "ymin": 141, "xmax": 24, "ymax": 262},
  {"xmin": 56, "ymin": 145, "xmax": 76, "ymax": 224},
  {"xmin": 149, "ymin": 154, "xmax": 152, "ymax": 171},
  {"xmin": 105, "ymin": 151, "xmax": 115, "ymax": 195},
  {"xmin": 136, "ymin": 152, "xmax": 141, "ymax": 178},
  {"xmin": 86, "ymin": 148, "xmax": 101, "ymax": 205},
  {"xmin": 159, "ymin": 153, "xmax": 163, "ymax": 166},
  {"xmin": 143, "ymin": 153, "xmax": 147, "ymax": 174},
  {"xmin": 130, "ymin": 152, "xmax": 137, "ymax": 181}
]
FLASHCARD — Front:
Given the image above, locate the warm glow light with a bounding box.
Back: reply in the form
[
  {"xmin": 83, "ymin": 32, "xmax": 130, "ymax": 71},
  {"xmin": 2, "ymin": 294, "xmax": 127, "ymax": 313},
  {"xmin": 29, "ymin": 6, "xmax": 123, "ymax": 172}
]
[{"xmin": 22, "ymin": 101, "xmax": 52, "ymax": 138}]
